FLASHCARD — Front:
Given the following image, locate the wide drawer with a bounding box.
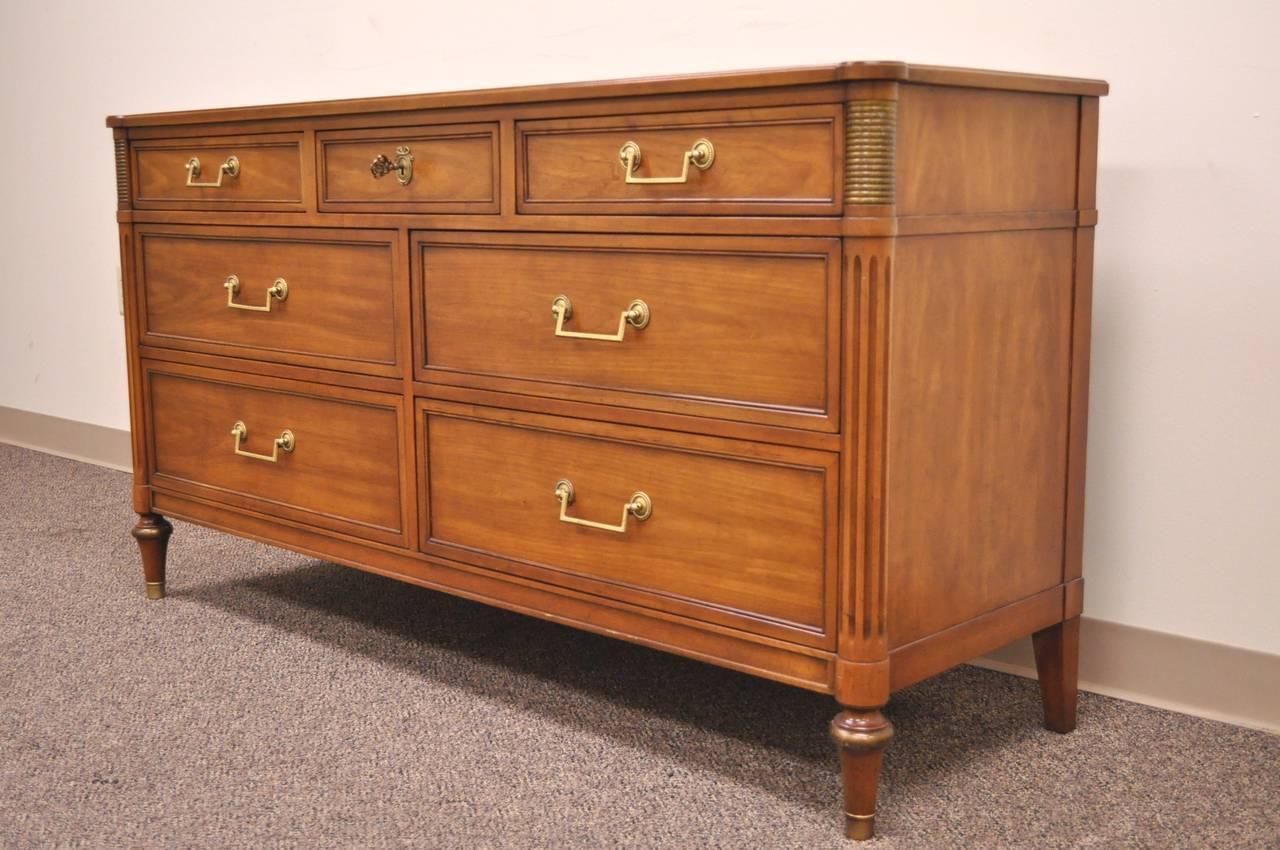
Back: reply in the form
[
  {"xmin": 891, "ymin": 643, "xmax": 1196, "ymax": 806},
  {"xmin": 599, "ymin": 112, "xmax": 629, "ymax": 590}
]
[
  {"xmin": 145, "ymin": 362, "xmax": 408, "ymax": 545},
  {"xmin": 131, "ymin": 133, "xmax": 303, "ymax": 210},
  {"xmin": 318, "ymin": 124, "xmax": 499, "ymax": 213},
  {"xmin": 419, "ymin": 402, "xmax": 837, "ymax": 646},
  {"xmin": 135, "ymin": 225, "xmax": 401, "ymax": 376},
  {"xmin": 517, "ymin": 105, "xmax": 842, "ymax": 215},
  {"xmin": 415, "ymin": 233, "xmax": 840, "ymax": 431}
]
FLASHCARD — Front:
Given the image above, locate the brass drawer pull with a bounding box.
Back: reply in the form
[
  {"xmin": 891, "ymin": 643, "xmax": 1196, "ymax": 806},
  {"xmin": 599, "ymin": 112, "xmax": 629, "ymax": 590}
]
[
  {"xmin": 185, "ymin": 155, "xmax": 240, "ymax": 188},
  {"xmin": 370, "ymin": 146, "xmax": 414, "ymax": 185},
  {"xmin": 554, "ymin": 479, "xmax": 651, "ymax": 533},
  {"xmin": 618, "ymin": 138, "xmax": 714, "ymax": 184},
  {"xmin": 224, "ymin": 275, "xmax": 288, "ymax": 312},
  {"xmin": 551, "ymin": 295, "xmax": 650, "ymax": 342},
  {"xmin": 230, "ymin": 421, "xmax": 295, "ymax": 463}
]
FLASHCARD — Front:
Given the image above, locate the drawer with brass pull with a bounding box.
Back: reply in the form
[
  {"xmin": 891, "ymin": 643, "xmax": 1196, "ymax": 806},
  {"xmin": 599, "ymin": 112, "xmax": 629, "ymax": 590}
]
[
  {"xmin": 418, "ymin": 400, "xmax": 838, "ymax": 646},
  {"xmin": 134, "ymin": 225, "xmax": 402, "ymax": 376},
  {"xmin": 516, "ymin": 105, "xmax": 843, "ymax": 215},
  {"xmin": 317, "ymin": 123, "xmax": 499, "ymax": 214},
  {"xmin": 144, "ymin": 361, "xmax": 409, "ymax": 546},
  {"xmin": 415, "ymin": 231, "xmax": 841, "ymax": 431},
  {"xmin": 131, "ymin": 133, "xmax": 303, "ymax": 210}
]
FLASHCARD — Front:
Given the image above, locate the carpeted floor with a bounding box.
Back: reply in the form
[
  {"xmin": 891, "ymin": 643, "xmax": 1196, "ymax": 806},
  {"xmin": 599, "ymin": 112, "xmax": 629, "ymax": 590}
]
[{"xmin": 1, "ymin": 444, "xmax": 1277, "ymax": 849}]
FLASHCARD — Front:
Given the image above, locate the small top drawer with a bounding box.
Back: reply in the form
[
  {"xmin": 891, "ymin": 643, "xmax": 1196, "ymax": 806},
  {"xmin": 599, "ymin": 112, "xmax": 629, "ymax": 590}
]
[
  {"xmin": 517, "ymin": 105, "xmax": 842, "ymax": 215},
  {"xmin": 132, "ymin": 133, "xmax": 303, "ymax": 210},
  {"xmin": 317, "ymin": 124, "xmax": 499, "ymax": 214}
]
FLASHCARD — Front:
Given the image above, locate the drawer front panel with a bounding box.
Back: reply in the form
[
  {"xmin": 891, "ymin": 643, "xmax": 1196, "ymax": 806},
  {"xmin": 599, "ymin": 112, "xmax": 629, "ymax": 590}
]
[
  {"xmin": 417, "ymin": 233, "xmax": 839, "ymax": 430},
  {"xmin": 517, "ymin": 105, "xmax": 842, "ymax": 215},
  {"xmin": 318, "ymin": 124, "xmax": 499, "ymax": 213},
  {"xmin": 146, "ymin": 364, "xmax": 406, "ymax": 544},
  {"xmin": 137, "ymin": 226, "xmax": 400, "ymax": 375},
  {"xmin": 133, "ymin": 134, "xmax": 303, "ymax": 209},
  {"xmin": 421, "ymin": 403, "xmax": 836, "ymax": 643}
]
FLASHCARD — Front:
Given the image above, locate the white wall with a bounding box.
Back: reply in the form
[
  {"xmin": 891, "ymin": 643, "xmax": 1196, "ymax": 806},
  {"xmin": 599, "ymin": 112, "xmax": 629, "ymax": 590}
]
[{"xmin": 2, "ymin": 0, "xmax": 1277, "ymax": 655}]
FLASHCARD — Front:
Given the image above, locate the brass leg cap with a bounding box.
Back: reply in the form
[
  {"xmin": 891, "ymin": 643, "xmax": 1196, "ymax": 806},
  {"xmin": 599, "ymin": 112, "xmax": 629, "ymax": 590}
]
[
  {"xmin": 845, "ymin": 814, "xmax": 875, "ymax": 841},
  {"xmin": 145, "ymin": 582, "xmax": 166, "ymax": 600}
]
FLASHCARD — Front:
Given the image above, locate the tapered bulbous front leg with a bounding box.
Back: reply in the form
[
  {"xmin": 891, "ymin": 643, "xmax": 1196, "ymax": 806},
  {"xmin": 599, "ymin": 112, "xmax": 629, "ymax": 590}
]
[
  {"xmin": 131, "ymin": 513, "xmax": 173, "ymax": 600},
  {"xmin": 831, "ymin": 707, "xmax": 894, "ymax": 840}
]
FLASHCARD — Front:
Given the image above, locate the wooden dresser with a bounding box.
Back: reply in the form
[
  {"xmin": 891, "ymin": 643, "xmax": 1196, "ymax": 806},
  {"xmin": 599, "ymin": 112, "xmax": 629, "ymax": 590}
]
[{"xmin": 109, "ymin": 61, "xmax": 1106, "ymax": 840}]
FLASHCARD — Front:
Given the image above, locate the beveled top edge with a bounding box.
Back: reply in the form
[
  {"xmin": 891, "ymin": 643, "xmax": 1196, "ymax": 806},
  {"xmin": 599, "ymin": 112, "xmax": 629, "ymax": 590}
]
[{"xmin": 106, "ymin": 61, "xmax": 1109, "ymax": 128}]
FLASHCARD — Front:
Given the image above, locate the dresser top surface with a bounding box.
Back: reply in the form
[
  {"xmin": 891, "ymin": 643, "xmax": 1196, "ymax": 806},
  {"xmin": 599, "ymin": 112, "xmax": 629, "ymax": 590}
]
[{"xmin": 106, "ymin": 61, "xmax": 1108, "ymax": 129}]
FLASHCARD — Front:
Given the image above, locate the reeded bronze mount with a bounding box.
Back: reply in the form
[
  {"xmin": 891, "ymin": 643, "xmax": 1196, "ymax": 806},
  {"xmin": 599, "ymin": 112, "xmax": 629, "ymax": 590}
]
[{"xmin": 844, "ymin": 100, "xmax": 896, "ymax": 205}]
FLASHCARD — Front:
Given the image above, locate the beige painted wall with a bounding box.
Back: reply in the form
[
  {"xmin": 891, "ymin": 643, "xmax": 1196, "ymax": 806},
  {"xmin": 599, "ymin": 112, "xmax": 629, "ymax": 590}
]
[{"xmin": 1, "ymin": 1, "xmax": 1277, "ymax": 655}]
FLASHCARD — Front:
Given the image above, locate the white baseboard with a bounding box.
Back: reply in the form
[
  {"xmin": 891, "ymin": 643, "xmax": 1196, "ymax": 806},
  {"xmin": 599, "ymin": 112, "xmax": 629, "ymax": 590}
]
[
  {"xmin": 972, "ymin": 617, "xmax": 1280, "ymax": 733},
  {"xmin": 2, "ymin": 406, "xmax": 1277, "ymax": 733},
  {"xmin": 0, "ymin": 405, "xmax": 131, "ymax": 471}
]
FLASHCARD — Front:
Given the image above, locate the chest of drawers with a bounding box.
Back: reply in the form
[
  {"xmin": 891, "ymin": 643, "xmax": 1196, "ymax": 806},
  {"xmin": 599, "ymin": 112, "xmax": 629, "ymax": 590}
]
[{"xmin": 110, "ymin": 61, "xmax": 1106, "ymax": 840}]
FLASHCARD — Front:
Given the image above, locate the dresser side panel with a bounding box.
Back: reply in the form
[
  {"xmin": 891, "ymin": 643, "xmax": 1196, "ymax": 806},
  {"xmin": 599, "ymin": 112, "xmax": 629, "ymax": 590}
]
[
  {"xmin": 895, "ymin": 85, "xmax": 1079, "ymax": 216},
  {"xmin": 884, "ymin": 229, "xmax": 1074, "ymax": 648}
]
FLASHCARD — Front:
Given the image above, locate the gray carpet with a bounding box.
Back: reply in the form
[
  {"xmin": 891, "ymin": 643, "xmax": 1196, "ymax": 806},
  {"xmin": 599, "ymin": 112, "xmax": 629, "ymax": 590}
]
[{"xmin": 1, "ymin": 443, "xmax": 1277, "ymax": 849}]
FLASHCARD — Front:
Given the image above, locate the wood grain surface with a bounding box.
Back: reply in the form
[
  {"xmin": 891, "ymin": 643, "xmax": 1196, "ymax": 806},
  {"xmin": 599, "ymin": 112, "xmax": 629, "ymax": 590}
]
[
  {"xmin": 137, "ymin": 225, "xmax": 399, "ymax": 374},
  {"xmin": 518, "ymin": 105, "xmax": 841, "ymax": 215},
  {"xmin": 132, "ymin": 134, "xmax": 303, "ymax": 209},
  {"xmin": 417, "ymin": 232, "xmax": 838, "ymax": 421},
  {"xmin": 422, "ymin": 403, "xmax": 836, "ymax": 639},
  {"xmin": 146, "ymin": 363, "xmax": 406, "ymax": 544},
  {"xmin": 319, "ymin": 123, "xmax": 499, "ymax": 214}
]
